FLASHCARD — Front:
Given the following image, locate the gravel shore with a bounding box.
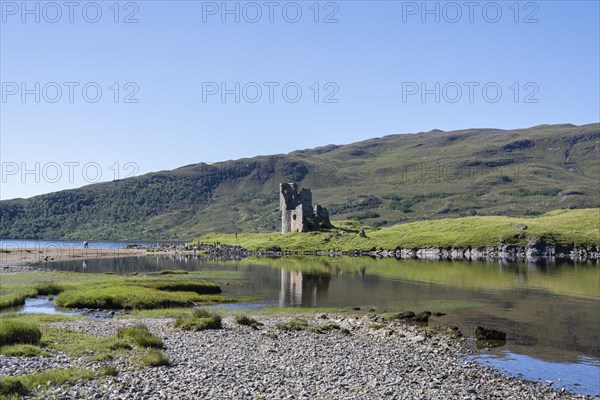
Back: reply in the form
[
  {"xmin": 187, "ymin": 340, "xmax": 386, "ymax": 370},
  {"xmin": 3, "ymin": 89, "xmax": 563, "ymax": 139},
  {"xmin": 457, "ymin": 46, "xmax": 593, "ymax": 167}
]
[{"xmin": 2, "ymin": 315, "xmax": 596, "ymax": 400}]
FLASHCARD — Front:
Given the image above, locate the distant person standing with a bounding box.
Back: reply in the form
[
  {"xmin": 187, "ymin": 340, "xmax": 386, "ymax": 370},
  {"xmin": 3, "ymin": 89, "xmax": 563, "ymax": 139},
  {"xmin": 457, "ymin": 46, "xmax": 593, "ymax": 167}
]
[{"xmin": 83, "ymin": 240, "xmax": 89, "ymax": 249}]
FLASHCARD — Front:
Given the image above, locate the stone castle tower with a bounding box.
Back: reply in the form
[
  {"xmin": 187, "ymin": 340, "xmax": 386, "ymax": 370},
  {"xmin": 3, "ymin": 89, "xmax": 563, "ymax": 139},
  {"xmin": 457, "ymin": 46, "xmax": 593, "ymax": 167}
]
[{"xmin": 280, "ymin": 183, "xmax": 332, "ymax": 233}]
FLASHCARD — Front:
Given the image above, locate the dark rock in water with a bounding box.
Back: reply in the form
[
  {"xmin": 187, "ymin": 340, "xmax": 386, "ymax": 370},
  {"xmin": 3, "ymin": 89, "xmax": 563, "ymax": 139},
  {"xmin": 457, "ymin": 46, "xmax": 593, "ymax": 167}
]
[
  {"xmin": 395, "ymin": 311, "xmax": 416, "ymax": 320},
  {"xmin": 475, "ymin": 326, "xmax": 506, "ymax": 341},
  {"xmin": 414, "ymin": 311, "xmax": 431, "ymax": 322},
  {"xmin": 125, "ymin": 244, "xmax": 142, "ymax": 249}
]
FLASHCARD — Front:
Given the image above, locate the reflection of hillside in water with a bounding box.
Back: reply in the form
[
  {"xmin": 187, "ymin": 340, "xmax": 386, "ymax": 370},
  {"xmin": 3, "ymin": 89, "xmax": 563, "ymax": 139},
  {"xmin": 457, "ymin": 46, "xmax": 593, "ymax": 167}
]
[{"xmin": 38, "ymin": 255, "xmax": 600, "ymax": 365}]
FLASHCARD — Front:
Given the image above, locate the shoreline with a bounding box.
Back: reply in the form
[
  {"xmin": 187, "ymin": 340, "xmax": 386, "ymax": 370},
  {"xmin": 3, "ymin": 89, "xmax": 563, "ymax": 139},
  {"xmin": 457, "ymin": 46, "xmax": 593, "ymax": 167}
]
[
  {"xmin": 0, "ymin": 248, "xmax": 151, "ymax": 273},
  {"xmin": 1, "ymin": 253, "xmax": 598, "ymax": 398},
  {"xmin": 2, "ymin": 314, "xmax": 596, "ymax": 399},
  {"xmin": 2, "ymin": 243, "xmax": 598, "ymax": 275}
]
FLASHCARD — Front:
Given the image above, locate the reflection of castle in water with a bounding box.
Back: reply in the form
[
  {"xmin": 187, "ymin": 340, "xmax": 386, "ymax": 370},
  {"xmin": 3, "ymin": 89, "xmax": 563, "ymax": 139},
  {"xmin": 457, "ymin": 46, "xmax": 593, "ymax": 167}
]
[{"xmin": 279, "ymin": 270, "xmax": 331, "ymax": 306}]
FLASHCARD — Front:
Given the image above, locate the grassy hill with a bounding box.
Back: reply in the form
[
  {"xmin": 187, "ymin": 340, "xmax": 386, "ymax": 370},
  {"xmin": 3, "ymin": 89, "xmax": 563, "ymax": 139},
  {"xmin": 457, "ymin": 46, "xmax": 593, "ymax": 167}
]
[
  {"xmin": 1, "ymin": 123, "xmax": 598, "ymax": 240},
  {"xmin": 197, "ymin": 209, "xmax": 600, "ymax": 251}
]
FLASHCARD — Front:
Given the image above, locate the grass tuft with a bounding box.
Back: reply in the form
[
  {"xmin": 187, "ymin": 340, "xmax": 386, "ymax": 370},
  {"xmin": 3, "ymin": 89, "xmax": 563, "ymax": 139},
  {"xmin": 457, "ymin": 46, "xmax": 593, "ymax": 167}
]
[
  {"xmin": 0, "ymin": 319, "xmax": 42, "ymax": 346},
  {"xmin": 310, "ymin": 322, "xmax": 342, "ymax": 334},
  {"xmin": 0, "ymin": 377, "xmax": 29, "ymax": 397},
  {"xmin": 101, "ymin": 365, "xmax": 119, "ymax": 376},
  {"xmin": 116, "ymin": 324, "xmax": 163, "ymax": 349},
  {"xmin": 235, "ymin": 315, "xmax": 263, "ymax": 330},
  {"xmin": 159, "ymin": 270, "xmax": 189, "ymax": 275},
  {"xmin": 174, "ymin": 309, "xmax": 222, "ymax": 331},
  {"xmin": 276, "ymin": 318, "xmax": 309, "ymax": 331},
  {"xmin": 0, "ymin": 344, "xmax": 48, "ymax": 357},
  {"xmin": 140, "ymin": 349, "xmax": 170, "ymax": 367}
]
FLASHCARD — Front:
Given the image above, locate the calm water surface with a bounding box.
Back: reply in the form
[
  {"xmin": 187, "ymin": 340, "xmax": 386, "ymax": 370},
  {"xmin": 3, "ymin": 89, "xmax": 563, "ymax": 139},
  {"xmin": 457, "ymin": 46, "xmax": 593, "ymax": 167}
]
[
  {"xmin": 29, "ymin": 255, "xmax": 600, "ymax": 396},
  {"xmin": 0, "ymin": 239, "xmax": 158, "ymax": 250}
]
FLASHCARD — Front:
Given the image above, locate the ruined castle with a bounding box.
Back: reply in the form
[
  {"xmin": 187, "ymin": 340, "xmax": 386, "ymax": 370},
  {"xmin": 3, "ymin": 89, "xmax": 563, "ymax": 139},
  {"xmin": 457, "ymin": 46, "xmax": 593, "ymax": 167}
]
[{"xmin": 279, "ymin": 183, "xmax": 332, "ymax": 233}]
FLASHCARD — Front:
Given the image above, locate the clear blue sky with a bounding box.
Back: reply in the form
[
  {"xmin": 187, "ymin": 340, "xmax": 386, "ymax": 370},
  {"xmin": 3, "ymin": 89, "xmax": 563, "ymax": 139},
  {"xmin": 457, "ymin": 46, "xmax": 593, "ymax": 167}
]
[{"xmin": 1, "ymin": 0, "xmax": 599, "ymax": 200}]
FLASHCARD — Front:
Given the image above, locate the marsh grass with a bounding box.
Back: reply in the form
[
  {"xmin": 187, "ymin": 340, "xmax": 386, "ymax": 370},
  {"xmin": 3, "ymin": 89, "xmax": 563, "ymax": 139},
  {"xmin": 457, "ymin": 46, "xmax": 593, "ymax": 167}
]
[
  {"xmin": 0, "ymin": 344, "xmax": 48, "ymax": 357},
  {"xmin": 0, "ymin": 319, "xmax": 42, "ymax": 346},
  {"xmin": 55, "ymin": 285, "xmax": 198, "ymax": 310},
  {"xmin": 174, "ymin": 309, "xmax": 222, "ymax": 331},
  {"xmin": 1, "ymin": 271, "xmax": 229, "ymax": 312},
  {"xmin": 235, "ymin": 315, "xmax": 263, "ymax": 330},
  {"xmin": 309, "ymin": 323, "xmax": 342, "ymax": 334},
  {"xmin": 0, "ymin": 377, "xmax": 28, "ymax": 397},
  {"xmin": 159, "ymin": 270, "xmax": 189, "ymax": 275},
  {"xmin": 134, "ymin": 280, "xmax": 221, "ymax": 295},
  {"xmin": 100, "ymin": 365, "xmax": 119, "ymax": 376},
  {"xmin": 0, "ymin": 368, "xmax": 97, "ymax": 397},
  {"xmin": 140, "ymin": 349, "xmax": 170, "ymax": 367},
  {"xmin": 117, "ymin": 325, "xmax": 163, "ymax": 349},
  {"xmin": 34, "ymin": 283, "xmax": 64, "ymax": 296},
  {"xmin": 276, "ymin": 318, "xmax": 309, "ymax": 331}
]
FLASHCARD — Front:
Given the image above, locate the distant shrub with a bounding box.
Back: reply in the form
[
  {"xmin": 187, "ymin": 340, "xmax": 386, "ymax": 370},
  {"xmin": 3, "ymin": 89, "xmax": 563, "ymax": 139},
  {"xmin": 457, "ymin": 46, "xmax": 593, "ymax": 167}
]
[
  {"xmin": 347, "ymin": 211, "xmax": 380, "ymax": 220},
  {"xmin": 502, "ymin": 188, "xmax": 561, "ymax": 197},
  {"xmin": 525, "ymin": 209, "xmax": 543, "ymax": 216},
  {"xmin": 391, "ymin": 192, "xmax": 455, "ymax": 213}
]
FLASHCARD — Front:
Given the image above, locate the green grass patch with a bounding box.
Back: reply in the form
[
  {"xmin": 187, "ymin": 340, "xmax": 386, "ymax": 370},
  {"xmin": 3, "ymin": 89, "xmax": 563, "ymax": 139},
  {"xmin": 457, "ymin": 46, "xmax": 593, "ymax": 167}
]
[
  {"xmin": 140, "ymin": 349, "xmax": 170, "ymax": 367},
  {"xmin": 174, "ymin": 309, "xmax": 222, "ymax": 331},
  {"xmin": 134, "ymin": 280, "xmax": 221, "ymax": 295},
  {"xmin": 117, "ymin": 324, "xmax": 163, "ymax": 348},
  {"xmin": 0, "ymin": 367, "xmax": 96, "ymax": 397},
  {"xmin": 0, "ymin": 319, "xmax": 42, "ymax": 346},
  {"xmin": 276, "ymin": 318, "xmax": 309, "ymax": 331},
  {"xmin": 1, "ymin": 271, "xmax": 228, "ymax": 312},
  {"xmin": 0, "ymin": 377, "xmax": 28, "ymax": 397},
  {"xmin": 197, "ymin": 209, "xmax": 599, "ymax": 251},
  {"xmin": 34, "ymin": 283, "xmax": 64, "ymax": 296},
  {"xmin": 0, "ymin": 344, "xmax": 48, "ymax": 357},
  {"xmin": 56, "ymin": 285, "xmax": 205, "ymax": 310},
  {"xmin": 100, "ymin": 365, "xmax": 119, "ymax": 376},
  {"xmin": 21, "ymin": 367, "xmax": 95, "ymax": 388},
  {"xmin": 235, "ymin": 315, "xmax": 263, "ymax": 329},
  {"xmin": 159, "ymin": 270, "xmax": 189, "ymax": 275},
  {"xmin": 309, "ymin": 322, "xmax": 342, "ymax": 334}
]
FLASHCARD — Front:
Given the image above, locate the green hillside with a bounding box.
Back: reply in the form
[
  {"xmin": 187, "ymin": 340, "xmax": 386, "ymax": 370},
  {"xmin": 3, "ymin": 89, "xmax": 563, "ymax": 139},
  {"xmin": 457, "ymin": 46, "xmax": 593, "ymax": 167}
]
[{"xmin": 1, "ymin": 123, "xmax": 598, "ymax": 240}]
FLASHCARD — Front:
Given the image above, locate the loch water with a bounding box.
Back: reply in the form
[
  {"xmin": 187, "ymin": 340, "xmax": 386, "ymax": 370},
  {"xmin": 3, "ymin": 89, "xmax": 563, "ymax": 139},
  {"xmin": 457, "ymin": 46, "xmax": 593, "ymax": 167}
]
[{"xmin": 25, "ymin": 255, "xmax": 600, "ymax": 396}]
